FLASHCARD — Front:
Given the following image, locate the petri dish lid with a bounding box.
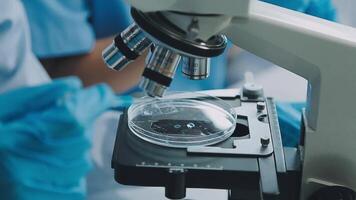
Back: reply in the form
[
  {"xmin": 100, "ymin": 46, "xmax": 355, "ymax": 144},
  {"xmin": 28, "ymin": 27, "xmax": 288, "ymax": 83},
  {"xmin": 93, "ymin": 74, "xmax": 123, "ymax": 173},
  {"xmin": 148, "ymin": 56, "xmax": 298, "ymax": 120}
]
[{"xmin": 128, "ymin": 92, "xmax": 237, "ymax": 148}]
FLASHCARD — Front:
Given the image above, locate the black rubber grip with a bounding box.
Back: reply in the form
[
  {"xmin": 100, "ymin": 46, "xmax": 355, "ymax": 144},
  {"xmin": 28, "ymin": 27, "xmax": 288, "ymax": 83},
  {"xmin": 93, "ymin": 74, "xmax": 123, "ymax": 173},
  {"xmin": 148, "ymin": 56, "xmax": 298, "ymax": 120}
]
[
  {"xmin": 142, "ymin": 68, "xmax": 173, "ymax": 87},
  {"xmin": 114, "ymin": 35, "xmax": 139, "ymax": 60}
]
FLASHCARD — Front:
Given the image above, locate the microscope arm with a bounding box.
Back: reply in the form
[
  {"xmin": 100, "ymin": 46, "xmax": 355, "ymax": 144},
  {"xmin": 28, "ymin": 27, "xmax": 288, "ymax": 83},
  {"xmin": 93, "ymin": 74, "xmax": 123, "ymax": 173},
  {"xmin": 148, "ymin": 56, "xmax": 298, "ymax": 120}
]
[
  {"xmin": 222, "ymin": 1, "xmax": 356, "ymax": 198},
  {"xmin": 223, "ymin": 1, "xmax": 356, "ymax": 129}
]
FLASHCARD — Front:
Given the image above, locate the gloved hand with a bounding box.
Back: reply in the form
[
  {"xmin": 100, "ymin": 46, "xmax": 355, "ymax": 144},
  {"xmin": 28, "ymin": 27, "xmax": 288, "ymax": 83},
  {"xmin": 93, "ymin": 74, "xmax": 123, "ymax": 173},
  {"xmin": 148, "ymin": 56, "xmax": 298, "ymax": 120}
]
[
  {"xmin": 0, "ymin": 77, "xmax": 133, "ymax": 200},
  {"xmin": 276, "ymin": 102, "xmax": 305, "ymax": 147},
  {"xmin": 262, "ymin": 0, "xmax": 336, "ymax": 21}
]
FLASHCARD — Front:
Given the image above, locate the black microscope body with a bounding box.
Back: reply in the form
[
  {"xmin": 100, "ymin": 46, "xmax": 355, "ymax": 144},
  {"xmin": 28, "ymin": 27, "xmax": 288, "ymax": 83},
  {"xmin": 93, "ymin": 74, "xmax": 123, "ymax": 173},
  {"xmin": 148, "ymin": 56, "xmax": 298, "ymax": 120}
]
[{"xmin": 112, "ymin": 90, "xmax": 301, "ymax": 200}]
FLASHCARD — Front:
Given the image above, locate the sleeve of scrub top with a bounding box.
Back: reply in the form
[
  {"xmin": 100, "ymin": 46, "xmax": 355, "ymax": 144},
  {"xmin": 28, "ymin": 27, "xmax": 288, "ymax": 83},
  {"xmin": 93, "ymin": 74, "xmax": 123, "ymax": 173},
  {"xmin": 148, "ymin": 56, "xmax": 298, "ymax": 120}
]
[
  {"xmin": 20, "ymin": 0, "xmax": 95, "ymax": 58},
  {"xmin": 0, "ymin": 0, "xmax": 50, "ymax": 93},
  {"xmin": 90, "ymin": 0, "xmax": 132, "ymax": 39}
]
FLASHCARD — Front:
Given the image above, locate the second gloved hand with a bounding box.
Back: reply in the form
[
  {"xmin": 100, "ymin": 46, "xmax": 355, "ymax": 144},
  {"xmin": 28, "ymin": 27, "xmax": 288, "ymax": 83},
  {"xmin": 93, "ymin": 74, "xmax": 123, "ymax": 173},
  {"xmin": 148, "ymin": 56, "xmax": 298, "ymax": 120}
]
[{"xmin": 0, "ymin": 77, "xmax": 133, "ymax": 200}]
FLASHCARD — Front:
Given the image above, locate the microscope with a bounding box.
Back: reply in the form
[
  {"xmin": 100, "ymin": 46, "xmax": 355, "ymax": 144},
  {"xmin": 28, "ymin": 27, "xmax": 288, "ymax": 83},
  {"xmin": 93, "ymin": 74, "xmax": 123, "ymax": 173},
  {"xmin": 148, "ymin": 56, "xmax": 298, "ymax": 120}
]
[{"xmin": 102, "ymin": 0, "xmax": 356, "ymax": 199}]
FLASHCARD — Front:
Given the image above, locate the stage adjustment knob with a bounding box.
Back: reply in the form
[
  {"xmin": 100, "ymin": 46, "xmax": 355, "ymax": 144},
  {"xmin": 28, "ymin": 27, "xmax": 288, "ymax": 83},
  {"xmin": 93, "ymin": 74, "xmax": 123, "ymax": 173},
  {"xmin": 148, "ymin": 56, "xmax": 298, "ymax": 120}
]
[
  {"xmin": 165, "ymin": 168, "xmax": 186, "ymax": 200},
  {"xmin": 309, "ymin": 186, "xmax": 355, "ymax": 200}
]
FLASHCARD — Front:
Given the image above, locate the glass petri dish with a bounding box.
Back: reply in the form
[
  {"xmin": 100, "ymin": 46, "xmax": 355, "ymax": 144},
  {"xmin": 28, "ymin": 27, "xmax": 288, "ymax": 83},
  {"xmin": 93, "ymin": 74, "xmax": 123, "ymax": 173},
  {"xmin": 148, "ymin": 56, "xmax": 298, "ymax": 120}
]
[{"xmin": 128, "ymin": 92, "xmax": 237, "ymax": 148}]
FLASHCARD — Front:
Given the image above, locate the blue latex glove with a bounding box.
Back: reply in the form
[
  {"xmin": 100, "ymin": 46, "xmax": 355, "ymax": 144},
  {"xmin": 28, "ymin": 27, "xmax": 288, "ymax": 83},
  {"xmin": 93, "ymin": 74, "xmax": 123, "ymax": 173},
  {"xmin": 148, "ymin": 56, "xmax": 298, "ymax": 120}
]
[
  {"xmin": 262, "ymin": 0, "xmax": 336, "ymax": 21},
  {"xmin": 276, "ymin": 102, "xmax": 305, "ymax": 147},
  {"xmin": 0, "ymin": 77, "xmax": 132, "ymax": 200}
]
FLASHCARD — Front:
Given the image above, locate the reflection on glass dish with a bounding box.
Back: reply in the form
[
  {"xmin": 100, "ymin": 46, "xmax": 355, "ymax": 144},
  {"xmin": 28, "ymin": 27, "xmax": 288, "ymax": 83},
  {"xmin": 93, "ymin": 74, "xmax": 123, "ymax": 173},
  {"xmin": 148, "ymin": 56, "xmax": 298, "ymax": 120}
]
[{"xmin": 128, "ymin": 92, "xmax": 237, "ymax": 148}]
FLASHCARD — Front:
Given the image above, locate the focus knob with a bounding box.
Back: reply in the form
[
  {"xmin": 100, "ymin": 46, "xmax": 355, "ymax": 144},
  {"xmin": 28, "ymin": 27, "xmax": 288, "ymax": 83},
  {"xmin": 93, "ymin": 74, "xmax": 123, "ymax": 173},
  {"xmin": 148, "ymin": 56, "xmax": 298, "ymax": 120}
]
[{"xmin": 309, "ymin": 186, "xmax": 355, "ymax": 200}]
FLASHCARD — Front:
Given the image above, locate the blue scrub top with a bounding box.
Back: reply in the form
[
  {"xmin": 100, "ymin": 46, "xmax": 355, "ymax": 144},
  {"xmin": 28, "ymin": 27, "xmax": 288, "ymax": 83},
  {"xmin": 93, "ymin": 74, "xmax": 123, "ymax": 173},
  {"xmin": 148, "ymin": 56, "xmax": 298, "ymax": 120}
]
[
  {"xmin": 21, "ymin": 0, "xmax": 134, "ymax": 58},
  {"xmin": 21, "ymin": 0, "xmax": 95, "ymax": 58},
  {"xmin": 90, "ymin": 0, "xmax": 132, "ymax": 39}
]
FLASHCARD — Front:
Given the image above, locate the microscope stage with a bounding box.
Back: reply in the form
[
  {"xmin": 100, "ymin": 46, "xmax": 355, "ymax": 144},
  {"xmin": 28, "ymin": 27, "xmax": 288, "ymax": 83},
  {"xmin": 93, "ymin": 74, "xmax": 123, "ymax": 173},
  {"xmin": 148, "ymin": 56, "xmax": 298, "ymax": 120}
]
[{"xmin": 111, "ymin": 92, "xmax": 298, "ymax": 199}]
